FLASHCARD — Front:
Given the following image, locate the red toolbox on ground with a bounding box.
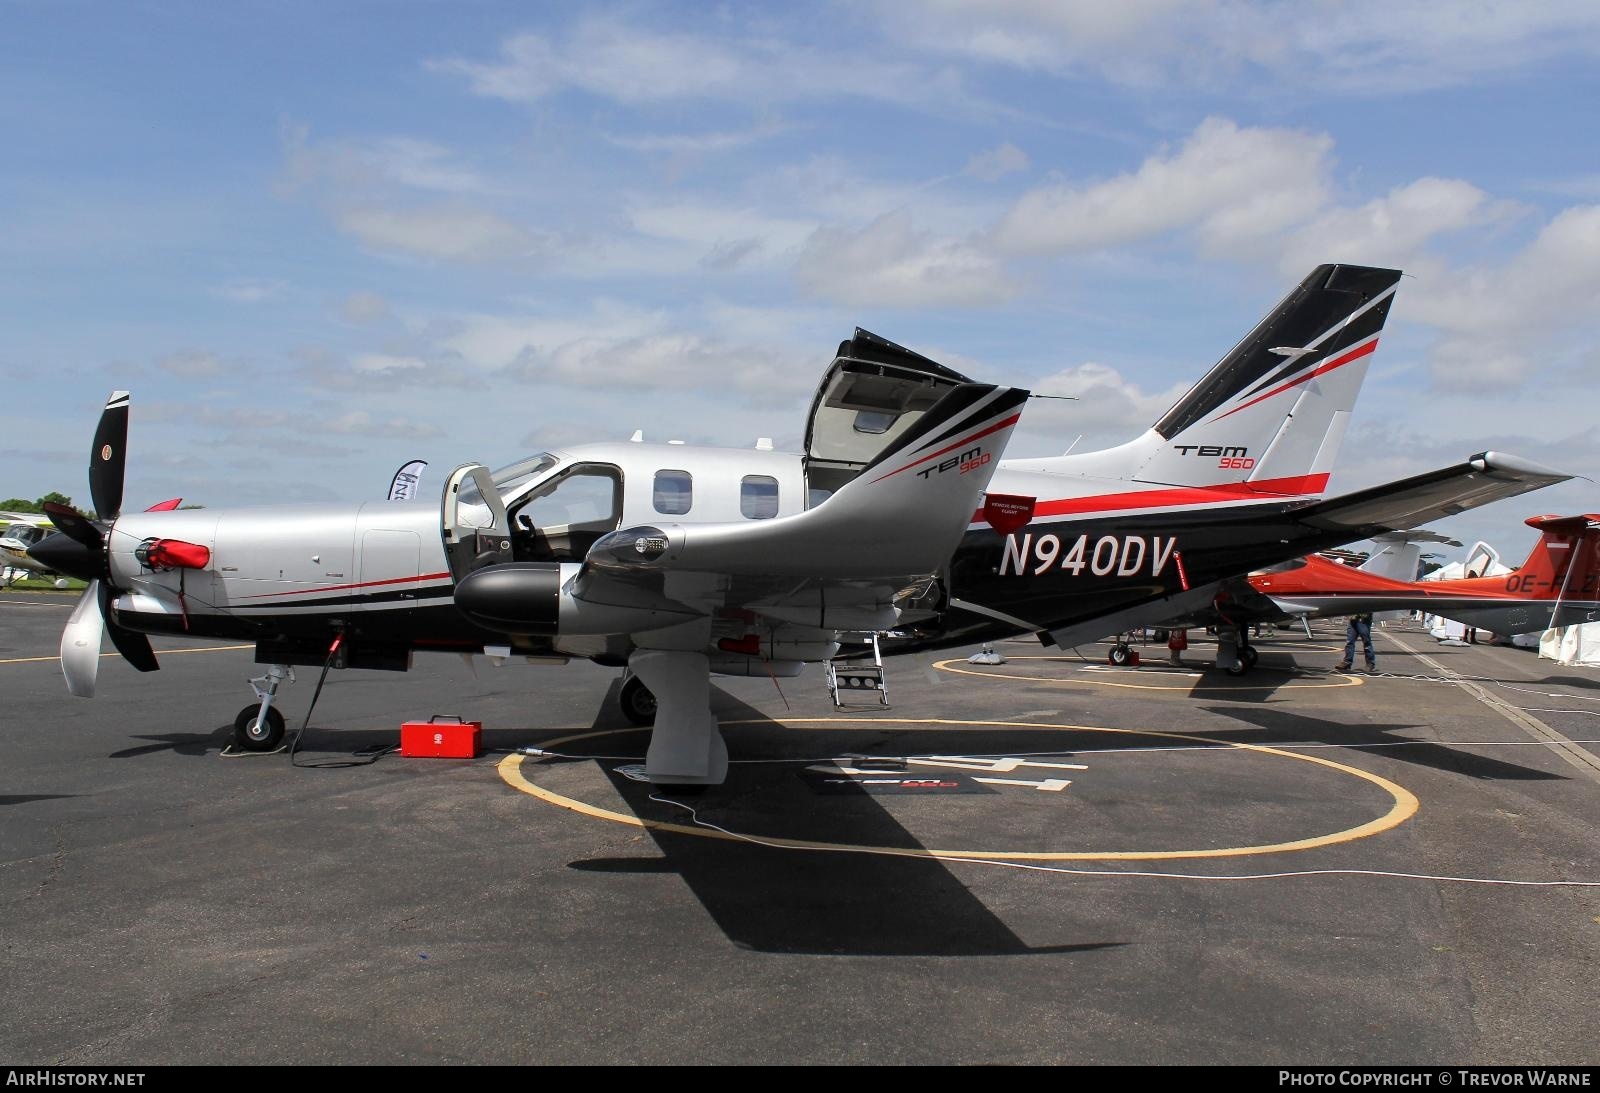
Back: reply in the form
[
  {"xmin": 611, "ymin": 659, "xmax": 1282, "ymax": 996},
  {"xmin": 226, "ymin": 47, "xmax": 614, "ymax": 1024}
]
[{"xmin": 400, "ymin": 716, "xmax": 482, "ymax": 758}]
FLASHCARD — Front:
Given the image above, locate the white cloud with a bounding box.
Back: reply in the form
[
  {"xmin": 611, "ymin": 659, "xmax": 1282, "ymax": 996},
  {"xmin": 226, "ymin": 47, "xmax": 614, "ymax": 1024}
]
[
  {"xmin": 210, "ymin": 280, "xmax": 287, "ymax": 304},
  {"xmin": 1016, "ymin": 361, "xmax": 1189, "ymax": 449},
  {"xmin": 796, "ymin": 211, "xmax": 1017, "ymax": 308},
  {"xmin": 1273, "ymin": 178, "xmax": 1517, "ymax": 273},
  {"xmin": 964, "ymin": 142, "xmax": 1030, "ymax": 182},
  {"xmin": 876, "ymin": 0, "xmax": 1600, "ymax": 95},
  {"xmin": 157, "ymin": 350, "xmax": 225, "ymax": 379},
  {"xmin": 336, "ymin": 205, "xmax": 549, "ymax": 263},
  {"xmin": 992, "ymin": 118, "xmax": 1332, "ymax": 254},
  {"xmin": 1402, "ymin": 204, "xmax": 1600, "ymax": 384},
  {"xmin": 627, "ymin": 202, "xmax": 813, "ymax": 270},
  {"xmin": 442, "ymin": 302, "xmax": 669, "ymax": 371},
  {"xmin": 340, "ymin": 291, "xmax": 393, "ymax": 325},
  {"xmin": 350, "ymin": 353, "xmax": 429, "ymax": 375},
  {"xmin": 605, "ymin": 120, "xmax": 794, "ymax": 154},
  {"xmin": 322, "ymin": 410, "xmax": 443, "ymax": 439},
  {"xmin": 434, "ymin": 301, "xmax": 816, "ymax": 407},
  {"xmin": 282, "ymin": 127, "xmax": 488, "ymax": 195},
  {"xmin": 428, "ymin": 18, "xmax": 957, "ymax": 111}
]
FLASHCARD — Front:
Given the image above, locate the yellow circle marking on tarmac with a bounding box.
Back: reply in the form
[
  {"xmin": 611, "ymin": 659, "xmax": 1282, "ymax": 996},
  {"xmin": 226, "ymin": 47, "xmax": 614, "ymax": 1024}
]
[
  {"xmin": 499, "ymin": 716, "xmax": 1418, "ymax": 862},
  {"xmin": 0, "ymin": 644, "xmax": 253, "ymax": 666},
  {"xmin": 934, "ymin": 655, "xmax": 1364, "ymax": 692}
]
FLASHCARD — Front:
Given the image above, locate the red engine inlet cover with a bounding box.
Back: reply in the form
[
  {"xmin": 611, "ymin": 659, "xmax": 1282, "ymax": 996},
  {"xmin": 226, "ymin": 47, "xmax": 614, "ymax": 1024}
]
[{"xmin": 135, "ymin": 538, "xmax": 211, "ymax": 571}]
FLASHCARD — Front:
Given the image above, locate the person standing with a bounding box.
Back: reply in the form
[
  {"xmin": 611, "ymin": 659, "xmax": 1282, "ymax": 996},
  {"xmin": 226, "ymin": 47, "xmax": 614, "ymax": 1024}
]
[{"xmin": 1336, "ymin": 612, "xmax": 1376, "ymax": 673}]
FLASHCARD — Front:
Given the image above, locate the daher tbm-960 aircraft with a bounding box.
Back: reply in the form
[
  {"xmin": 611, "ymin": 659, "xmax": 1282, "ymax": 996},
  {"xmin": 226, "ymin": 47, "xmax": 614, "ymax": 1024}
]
[{"xmin": 30, "ymin": 264, "xmax": 1570, "ymax": 786}]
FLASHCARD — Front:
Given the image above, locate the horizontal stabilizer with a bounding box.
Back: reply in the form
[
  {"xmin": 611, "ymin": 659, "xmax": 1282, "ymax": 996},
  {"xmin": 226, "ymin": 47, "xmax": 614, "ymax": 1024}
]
[{"xmin": 1297, "ymin": 452, "xmax": 1571, "ymax": 534}]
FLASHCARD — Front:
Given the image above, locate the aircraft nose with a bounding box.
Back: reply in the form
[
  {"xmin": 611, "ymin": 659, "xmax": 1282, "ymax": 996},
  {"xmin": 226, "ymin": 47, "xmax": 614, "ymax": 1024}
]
[{"xmin": 28, "ymin": 532, "xmax": 104, "ymax": 582}]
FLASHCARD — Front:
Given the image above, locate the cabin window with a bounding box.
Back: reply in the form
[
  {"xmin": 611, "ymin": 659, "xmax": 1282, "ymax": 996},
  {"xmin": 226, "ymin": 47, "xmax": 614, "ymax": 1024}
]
[
  {"xmin": 853, "ymin": 410, "xmax": 897, "ymax": 434},
  {"xmin": 653, "ymin": 469, "xmax": 693, "ymax": 515},
  {"xmin": 740, "ymin": 475, "xmax": 779, "ymax": 519}
]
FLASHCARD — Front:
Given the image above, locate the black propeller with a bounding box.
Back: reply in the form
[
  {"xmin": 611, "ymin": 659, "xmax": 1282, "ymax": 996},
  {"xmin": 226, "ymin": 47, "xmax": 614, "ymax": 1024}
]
[
  {"xmin": 89, "ymin": 390, "xmax": 129, "ymax": 520},
  {"xmin": 28, "ymin": 391, "xmax": 160, "ymax": 696},
  {"xmin": 34, "ymin": 502, "xmax": 105, "ymax": 579}
]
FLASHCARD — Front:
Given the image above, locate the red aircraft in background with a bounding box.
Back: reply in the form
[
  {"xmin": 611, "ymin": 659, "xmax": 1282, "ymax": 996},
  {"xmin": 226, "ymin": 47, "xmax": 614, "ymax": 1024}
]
[{"xmin": 1249, "ymin": 514, "xmax": 1600, "ymax": 639}]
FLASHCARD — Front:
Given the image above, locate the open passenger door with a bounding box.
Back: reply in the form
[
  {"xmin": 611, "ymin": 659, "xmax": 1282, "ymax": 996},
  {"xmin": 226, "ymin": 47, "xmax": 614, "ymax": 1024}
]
[{"xmin": 441, "ymin": 463, "xmax": 514, "ymax": 581}]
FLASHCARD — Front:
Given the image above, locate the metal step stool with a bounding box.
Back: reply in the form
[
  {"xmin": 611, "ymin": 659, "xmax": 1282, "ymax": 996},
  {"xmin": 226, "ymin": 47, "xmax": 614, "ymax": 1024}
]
[{"xmin": 827, "ymin": 633, "xmax": 891, "ymax": 709}]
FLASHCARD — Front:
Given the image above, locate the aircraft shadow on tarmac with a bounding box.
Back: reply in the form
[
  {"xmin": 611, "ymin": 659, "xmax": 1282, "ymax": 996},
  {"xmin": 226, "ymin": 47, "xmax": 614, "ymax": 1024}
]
[
  {"xmin": 0, "ymin": 793, "xmax": 82, "ymax": 807},
  {"xmin": 108, "ymin": 728, "xmax": 235, "ymax": 759},
  {"xmin": 560, "ymin": 684, "xmax": 1127, "ymax": 958},
  {"xmin": 1197, "ymin": 705, "xmax": 1565, "ymax": 782}
]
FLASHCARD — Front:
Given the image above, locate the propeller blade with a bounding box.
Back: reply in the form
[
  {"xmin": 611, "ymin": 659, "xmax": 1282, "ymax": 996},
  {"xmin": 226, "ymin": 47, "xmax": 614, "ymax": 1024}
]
[
  {"xmin": 61, "ymin": 582, "xmax": 105, "ymax": 698},
  {"xmin": 41, "ymin": 501, "xmax": 104, "ymax": 553},
  {"xmin": 89, "ymin": 391, "xmax": 130, "ymax": 520},
  {"xmin": 99, "ymin": 582, "xmax": 159, "ymax": 673}
]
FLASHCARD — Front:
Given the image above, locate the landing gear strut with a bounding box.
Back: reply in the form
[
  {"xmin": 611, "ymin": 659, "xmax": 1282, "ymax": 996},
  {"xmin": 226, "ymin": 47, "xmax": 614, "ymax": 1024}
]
[
  {"xmin": 1223, "ymin": 628, "xmax": 1260, "ymax": 676},
  {"xmin": 630, "ymin": 649, "xmax": 727, "ymax": 788},
  {"xmin": 234, "ymin": 663, "xmax": 293, "ymax": 751}
]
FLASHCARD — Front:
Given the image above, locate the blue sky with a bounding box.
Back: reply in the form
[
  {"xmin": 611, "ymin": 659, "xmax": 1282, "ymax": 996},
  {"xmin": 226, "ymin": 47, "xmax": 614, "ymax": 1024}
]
[{"xmin": 4, "ymin": 1, "xmax": 1598, "ymax": 557}]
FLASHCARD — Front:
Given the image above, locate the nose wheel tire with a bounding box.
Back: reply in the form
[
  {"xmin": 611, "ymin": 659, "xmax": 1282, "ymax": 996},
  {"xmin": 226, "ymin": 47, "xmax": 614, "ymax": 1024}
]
[
  {"xmin": 619, "ymin": 675, "xmax": 658, "ymax": 726},
  {"xmin": 234, "ymin": 705, "xmax": 286, "ymax": 752}
]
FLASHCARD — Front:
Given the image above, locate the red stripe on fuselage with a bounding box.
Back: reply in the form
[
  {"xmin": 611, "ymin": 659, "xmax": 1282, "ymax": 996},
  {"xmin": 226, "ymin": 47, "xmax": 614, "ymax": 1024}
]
[
  {"xmin": 236, "ymin": 570, "xmax": 454, "ymax": 600},
  {"xmin": 971, "ymin": 473, "xmax": 1329, "ymax": 523},
  {"xmin": 1211, "ymin": 338, "xmax": 1378, "ymax": 422}
]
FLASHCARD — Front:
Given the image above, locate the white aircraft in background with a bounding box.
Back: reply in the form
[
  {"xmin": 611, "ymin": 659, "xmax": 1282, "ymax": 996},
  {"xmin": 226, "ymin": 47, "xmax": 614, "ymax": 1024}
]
[{"xmin": 2, "ymin": 516, "xmax": 66, "ymax": 587}]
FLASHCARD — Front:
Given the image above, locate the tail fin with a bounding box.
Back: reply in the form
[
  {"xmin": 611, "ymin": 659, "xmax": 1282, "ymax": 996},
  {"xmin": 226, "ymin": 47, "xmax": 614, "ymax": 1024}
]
[
  {"xmin": 1512, "ymin": 515, "xmax": 1600, "ymax": 603},
  {"xmin": 1359, "ymin": 530, "xmax": 1462, "ymax": 582},
  {"xmin": 1034, "ymin": 264, "xmax": 1401, "ymax": 493}
]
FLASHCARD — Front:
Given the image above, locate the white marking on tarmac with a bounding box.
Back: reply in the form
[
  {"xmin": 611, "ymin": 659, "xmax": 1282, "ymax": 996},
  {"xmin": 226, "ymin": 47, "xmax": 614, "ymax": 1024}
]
[
  {"xmin": 1382, "ymin": 628, "xmax": 1600, "ymax": 784},
  {"xmin": 972, "ymin": 777, "xmax": 1073, "ymax": 792}
]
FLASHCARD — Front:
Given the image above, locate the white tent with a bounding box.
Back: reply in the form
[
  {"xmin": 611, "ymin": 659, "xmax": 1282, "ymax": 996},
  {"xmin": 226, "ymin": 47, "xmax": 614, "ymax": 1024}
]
[{"xmin": 1539, "ymin": 624, "xmax": 1600, "ymax": 667}]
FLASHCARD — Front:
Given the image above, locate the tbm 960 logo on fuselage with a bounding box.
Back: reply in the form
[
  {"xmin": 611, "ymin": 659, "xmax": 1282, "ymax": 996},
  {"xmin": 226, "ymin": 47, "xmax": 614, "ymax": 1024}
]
[{"xmin": 917, "ymin": 446, "xmax": 990, "ymax": 479}]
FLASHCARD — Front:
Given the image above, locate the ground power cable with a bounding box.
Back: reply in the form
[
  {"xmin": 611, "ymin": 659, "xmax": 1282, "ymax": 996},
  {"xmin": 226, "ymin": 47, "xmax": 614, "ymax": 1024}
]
[{"xmin": 642, "ymin": 792, "xmax": 1600, "ymax": 889}]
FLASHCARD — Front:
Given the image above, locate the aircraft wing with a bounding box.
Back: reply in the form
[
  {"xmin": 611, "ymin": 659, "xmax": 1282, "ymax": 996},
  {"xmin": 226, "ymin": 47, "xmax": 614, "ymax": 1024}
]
[
  {"xmin": 455, "ymin": 383, "xmax": 1030, "ymax": 639},
  {"xmin": 1293, "ymin": 452, "xmax": 1571, "ymax": 534}
]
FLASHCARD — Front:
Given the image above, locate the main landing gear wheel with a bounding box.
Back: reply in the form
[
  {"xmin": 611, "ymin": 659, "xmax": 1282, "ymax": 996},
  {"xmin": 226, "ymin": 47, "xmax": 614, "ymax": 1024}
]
[
  {"xmin": 1108, "ymin": 643, "xmax": 1138, "ymax": 666},
  {"xmin": 233, "ymin": 705, "xmax": 286, "ymax": 752},
  {"xmin": 1225, "ymin": 646, "xmax": 1260, "ymax": 677},
  {"xmin": 619, "ymin": 675, "xmax": 658, "ymax": 727}
]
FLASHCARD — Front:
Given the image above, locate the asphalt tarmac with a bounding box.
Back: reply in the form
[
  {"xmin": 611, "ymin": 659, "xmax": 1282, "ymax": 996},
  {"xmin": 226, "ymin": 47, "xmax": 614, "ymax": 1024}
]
[{"xmin": 3, "ymin": 591, "xmax": 1598, "ymax": 1065}]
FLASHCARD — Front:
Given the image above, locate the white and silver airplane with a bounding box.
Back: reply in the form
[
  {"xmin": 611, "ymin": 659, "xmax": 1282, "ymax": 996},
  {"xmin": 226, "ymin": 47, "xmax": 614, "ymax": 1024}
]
[
  {"xmin": 27, "ymin": 264, "xmax": 1570, "ymax": 786},
  {"xmin": 2, "ymin": 517, "xmax": 63, "ymax": 587}
]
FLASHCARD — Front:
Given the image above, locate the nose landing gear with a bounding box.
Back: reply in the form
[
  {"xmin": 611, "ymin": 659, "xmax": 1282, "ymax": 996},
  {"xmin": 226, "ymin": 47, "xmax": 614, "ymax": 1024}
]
[{"xmin": 233, "ymin": 663, "xmax": 294, "ymax": 751}]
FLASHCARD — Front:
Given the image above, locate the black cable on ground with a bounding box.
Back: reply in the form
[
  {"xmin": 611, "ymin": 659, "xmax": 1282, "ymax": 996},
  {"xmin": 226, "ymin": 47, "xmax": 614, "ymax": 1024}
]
[{"xmin": 288, "ymin": 634, "xmax": 399, "ymax": 769}]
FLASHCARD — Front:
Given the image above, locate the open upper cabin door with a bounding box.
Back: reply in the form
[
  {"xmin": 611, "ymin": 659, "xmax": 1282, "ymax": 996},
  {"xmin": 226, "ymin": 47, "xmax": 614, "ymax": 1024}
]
[
  {"xmin": 441, "ymin": 463, "xmax": 514, "ymax": 580},
  {"xmin": 802, "ymin": 329, "xmax": 975, "ymax": 506}
]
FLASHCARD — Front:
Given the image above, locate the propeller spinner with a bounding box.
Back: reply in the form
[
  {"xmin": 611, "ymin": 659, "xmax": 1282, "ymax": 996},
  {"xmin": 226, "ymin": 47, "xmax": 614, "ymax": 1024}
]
[{"xmin": 26, "ymin": 391, "xmax": 160, "ymax": 697}]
